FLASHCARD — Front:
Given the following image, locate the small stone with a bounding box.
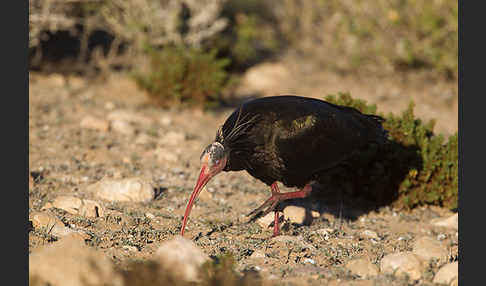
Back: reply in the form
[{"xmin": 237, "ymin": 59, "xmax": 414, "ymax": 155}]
[
  {"xmin": 110, "ymin": 120, "xmax": 135, "ymax": 135},
  {"xmin": 412, "ymin": 236, "xmax": 449, "ymax": 263},
  {"xmin": 159, "ymin": 116, "xmax": 172, "ymax": 126},
  {"xmin": 433, "ymin": 262, "xmax": 458, "ymax": 285},
  {"xmin": 154, "ymin": 236, "xmax": 209, "ymax": 282},
  {"xmin": 380, "ymin": 252, "xmax": 423, "ymax": 280},
  {"xmin": 79, "ymin": 199, "xmax": 104, "ymax": 218},
  {"xmin": 283, "ymin": 205, "xmax": 311, "ymax": 225},
  {"xmin": 52, "ymin": 196, "xmax": 83, "ymax": 215},
  {"xmin": 29, "ymin": 236, "xmax": 123, "ymax": 286},
  {"xmin": 123, "ymin": 245, "xmax": 138, "ymax": 252},
  {"xmin": 159, "ymin": 131, "xmax": 186, "ymax": 146},
  {"xmin": 360, "ymin": 230, "xmax": 380, "ymax": 240},
  {"xmin": 345, "ymin": 258, "xmax": 379, "ymax": 278},
  {"xmin": 145, "ymin": 212, "xmax": 155, "ymax": 219},
  {"xmin": 431, "ymin": 213, "xmax": 458, "ymax": 230},
  {"xmin": 86, "ymin": 177, "xmax": 155, "ymax": 203},
  {"xmin": 256, "ymin": 212, "xmax": 275, "ymax": 229},
  {"xmin": 249, "ymin": 249, "xmax": 265, "ymax": 259},
  {"xmin": 29, "ymin": 211, "xmax": 76, "ymax": 237},
  {"xmin": 80, "ymin": 116, "xmax": 109, "ymax": 132},
  {"xmin": 303, "ymin": 258, "xmax": 316, "ymax": 265},
  {"xmin": 311, "ymin": 210, "xmax": 320, "ymax": 218}
]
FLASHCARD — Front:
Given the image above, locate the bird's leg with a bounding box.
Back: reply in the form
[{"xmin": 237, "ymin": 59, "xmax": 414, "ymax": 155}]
[
  {"xmin": 270, "ymin": 182, "xmax": 281, "ymax": 237},
  {"xmin": 247, "ymin": 183, "xmax": 314, "ymax": 233}
]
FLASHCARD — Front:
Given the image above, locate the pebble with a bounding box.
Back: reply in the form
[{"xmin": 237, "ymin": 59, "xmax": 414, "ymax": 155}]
[
  {"xmin": 412, "ymin": 236, "xmax": 449, "ymax": 264},
  {"xmin": 431, "ymin": 213, "xmax": 458, "ymax": 230},
  {"xmin": 359, "ymin": 230, "xmax": 380, "ymax": 240},
  {"xmin": 29, "ymin": 235, "xmax": 123, "ymax": 286},
  {"xmin": 29, "ymin": 211, "xmax": 77, "ymax": 237},
  {"xmin": 256, "ymin": 212, "xmax": 275, "ymax": 229},
  {"xmin": 159, "ymin": 116, "xmax": 173, "ymax": 126},
  {"xmin": 145, "ymin": 212, "xmax": 155, "ymax": 219},
  {"xmin": 249, "ymin": 249, "xmax": 266, "ymax": 259},
  {"xmin": 48, "ymin": 196, "xmax": 104, "ymax": 218},
  {"xmin": 380, "ymin": 252, "xmax": 423, "ymax": 280},
  {"xmin": 154, "ymin": 236, "xmax": 209, "ymax": 282},
  {"xmin": 80, "ymin": 116, "xmax": 109, "ymax": 132},
  {"xmin": 303, "ymin": 258, "xmax": 316, "ymax": 265},
  {"xmin": 51, "ymin": 196, "xmax": 82, "ymax": 215},
  {"xmin": 433, "ymin": 261, "xmax": 458, "ymax": 285},
  {"xmin": 110, "ymin": 120, "xmax": 135, "ymax": 135},
  {"xmin": 86, "ymin": 177, "xmax": 155, "ymax": 203},
  {"xmin": 283, "ymin": 205, "xmax": 311, "ymax": 225},
  {"xmin": 345, "ymin": 258, "xmax": 379, "ymax": 278}
]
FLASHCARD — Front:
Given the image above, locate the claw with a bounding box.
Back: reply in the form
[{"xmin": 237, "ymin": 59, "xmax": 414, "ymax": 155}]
[{"xmin": 247, "ymin": 194, "xmax": 282, "ymax": 222}]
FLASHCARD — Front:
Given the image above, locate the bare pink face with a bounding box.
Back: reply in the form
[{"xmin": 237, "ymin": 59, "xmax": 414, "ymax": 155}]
[{"xmin": 180, "ymin": 142, "xmax": 227, "ymax": 236}]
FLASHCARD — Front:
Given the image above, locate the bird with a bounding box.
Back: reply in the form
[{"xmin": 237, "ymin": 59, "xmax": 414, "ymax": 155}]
[{"xmin": 180, "ymin": 95, "xmax": 388, "ymax": 237}]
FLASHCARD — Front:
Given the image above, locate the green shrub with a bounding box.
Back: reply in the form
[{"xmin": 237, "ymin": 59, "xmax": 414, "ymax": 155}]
[
  {"xmin": 323, "ymin": 93, "xmax": 458, "ymax": 209},
  {"xmin": 134, "ymin": 46, "xmax": 230, "ymax": 108}
]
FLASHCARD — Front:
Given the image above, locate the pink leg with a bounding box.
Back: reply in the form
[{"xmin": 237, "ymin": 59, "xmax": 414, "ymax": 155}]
[{"xmin": 248, "ymin": 182, "xmax": 314, "ymax": 236}]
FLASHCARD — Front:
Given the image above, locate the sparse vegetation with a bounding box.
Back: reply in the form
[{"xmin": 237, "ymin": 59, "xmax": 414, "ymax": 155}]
[
  {"xmin": 324, "ymin": 93, "xmax": 458, "ymax": 209},
  {"xmin": 134, "ymin": 46, "xmax": 230, "ymax": 108}
]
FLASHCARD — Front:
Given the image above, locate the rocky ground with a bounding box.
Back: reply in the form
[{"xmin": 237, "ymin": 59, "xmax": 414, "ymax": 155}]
[{"xmin": 29, "ymin": 61, "xmax": 458, "ymax": 286}]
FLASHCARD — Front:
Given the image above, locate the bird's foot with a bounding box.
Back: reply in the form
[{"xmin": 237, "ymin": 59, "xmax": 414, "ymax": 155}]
[
  {"xmin": 247, "ymin": 193, "xmax": 284, "ymax": 221},
  {"xmin": 247, "ymin": 183, "xmax": 313, "ymax": 222}
]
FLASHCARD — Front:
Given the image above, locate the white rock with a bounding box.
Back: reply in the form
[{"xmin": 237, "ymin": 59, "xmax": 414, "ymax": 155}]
[
  {"xmin": 80, "ymin": 116, "xmax": 109, "ymax": 132},
  {"xmin": 250, "ymin": 250, "xmax": 266, "ymax": 259},
  {"xmin": 303, "ymin": 258, "xmax": 316, "ymax": 265},
  {"xmin": 154, "ymin": 236, "xmax": 209, "ymax": 282},
  {"xmin": 159, "ymin": 116, "xmax": 173, "ymax": 126},
  {"xmin": 29, "ymin": 236, "xmax": 123, "ymax": 286},
  {"xmin": 29, "ymin": 211, "xmax": 76, "ymax": 237},
  {"xmin": 86, "ymin": 177, "xmax": 155, "ymax": 203},
  {"xmin": 412, "ymin": 236, "xmax": 449, "ymax": 263},
  {"xmin": 78, "ymin": 199, "xmax": 104, "ymax": 218},
  {"xmin": 433, "ymin": 262, "xmax": 458, "ymax": 285},
  {"xmin": 380, "ymin": 252, "xmax": 423, "ymax": 280},
  {"xmin": 256, "ymin": 212, "xmax": 275, "ymax": 229},
  {"xmin": 345, "ymin": 258, "xmax": 379, "ymax": 278},
  {"xmin": 431, "ymin": 213, "xmax": 458, "ymax": 230},
  {"xmin": 49, "ymin": 196, "xmax": 104, "ymax": 218},
  {"xmin": 360, "ymin": 230, "xmax": 380, "ymax": 240},
  {"xmin": 52, "ymin": 196, "xmax": 83, "ymax": 215},
  {"xmin": 239, "ymin": 63, "xmax": 291, "ymax": 95},
  {"xmin": 145, "ymin": 212, "xmax": 155, "ymax": 219},
  {"xmin": 283, "ymin": 206, "xmax": 310, "ymax": 225},
  {"xmin": 110, "ymin": 120, "xmax": 135, "ymax": 135}
]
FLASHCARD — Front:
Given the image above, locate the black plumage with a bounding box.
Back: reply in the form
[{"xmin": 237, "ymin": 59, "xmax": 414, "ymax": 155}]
[{"xmin": 180, "ymin": 95, "xmax": 388, "ymax": 237}]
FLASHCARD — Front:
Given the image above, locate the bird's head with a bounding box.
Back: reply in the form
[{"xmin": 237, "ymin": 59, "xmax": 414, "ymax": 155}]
[{"xmin": 180, "ymin": 142, "xmax": 228, "ymax": 236}]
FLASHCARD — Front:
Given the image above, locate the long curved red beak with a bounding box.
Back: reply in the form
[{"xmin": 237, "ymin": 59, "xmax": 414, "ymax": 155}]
[{"xmin": 180, "ymin": 165, "xmax": 212, "ymax": 236}]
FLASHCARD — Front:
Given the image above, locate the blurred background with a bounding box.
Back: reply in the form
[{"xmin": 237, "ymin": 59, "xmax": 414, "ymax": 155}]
[{"xmin": 29, "ymin": 0, "xmax": 458, "ymax": 135}]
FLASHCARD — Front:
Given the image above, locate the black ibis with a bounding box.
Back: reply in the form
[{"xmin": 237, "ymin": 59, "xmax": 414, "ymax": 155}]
[{"xmin": 180, "ymin": 95, "xmax": 388, "ymax": 237}]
